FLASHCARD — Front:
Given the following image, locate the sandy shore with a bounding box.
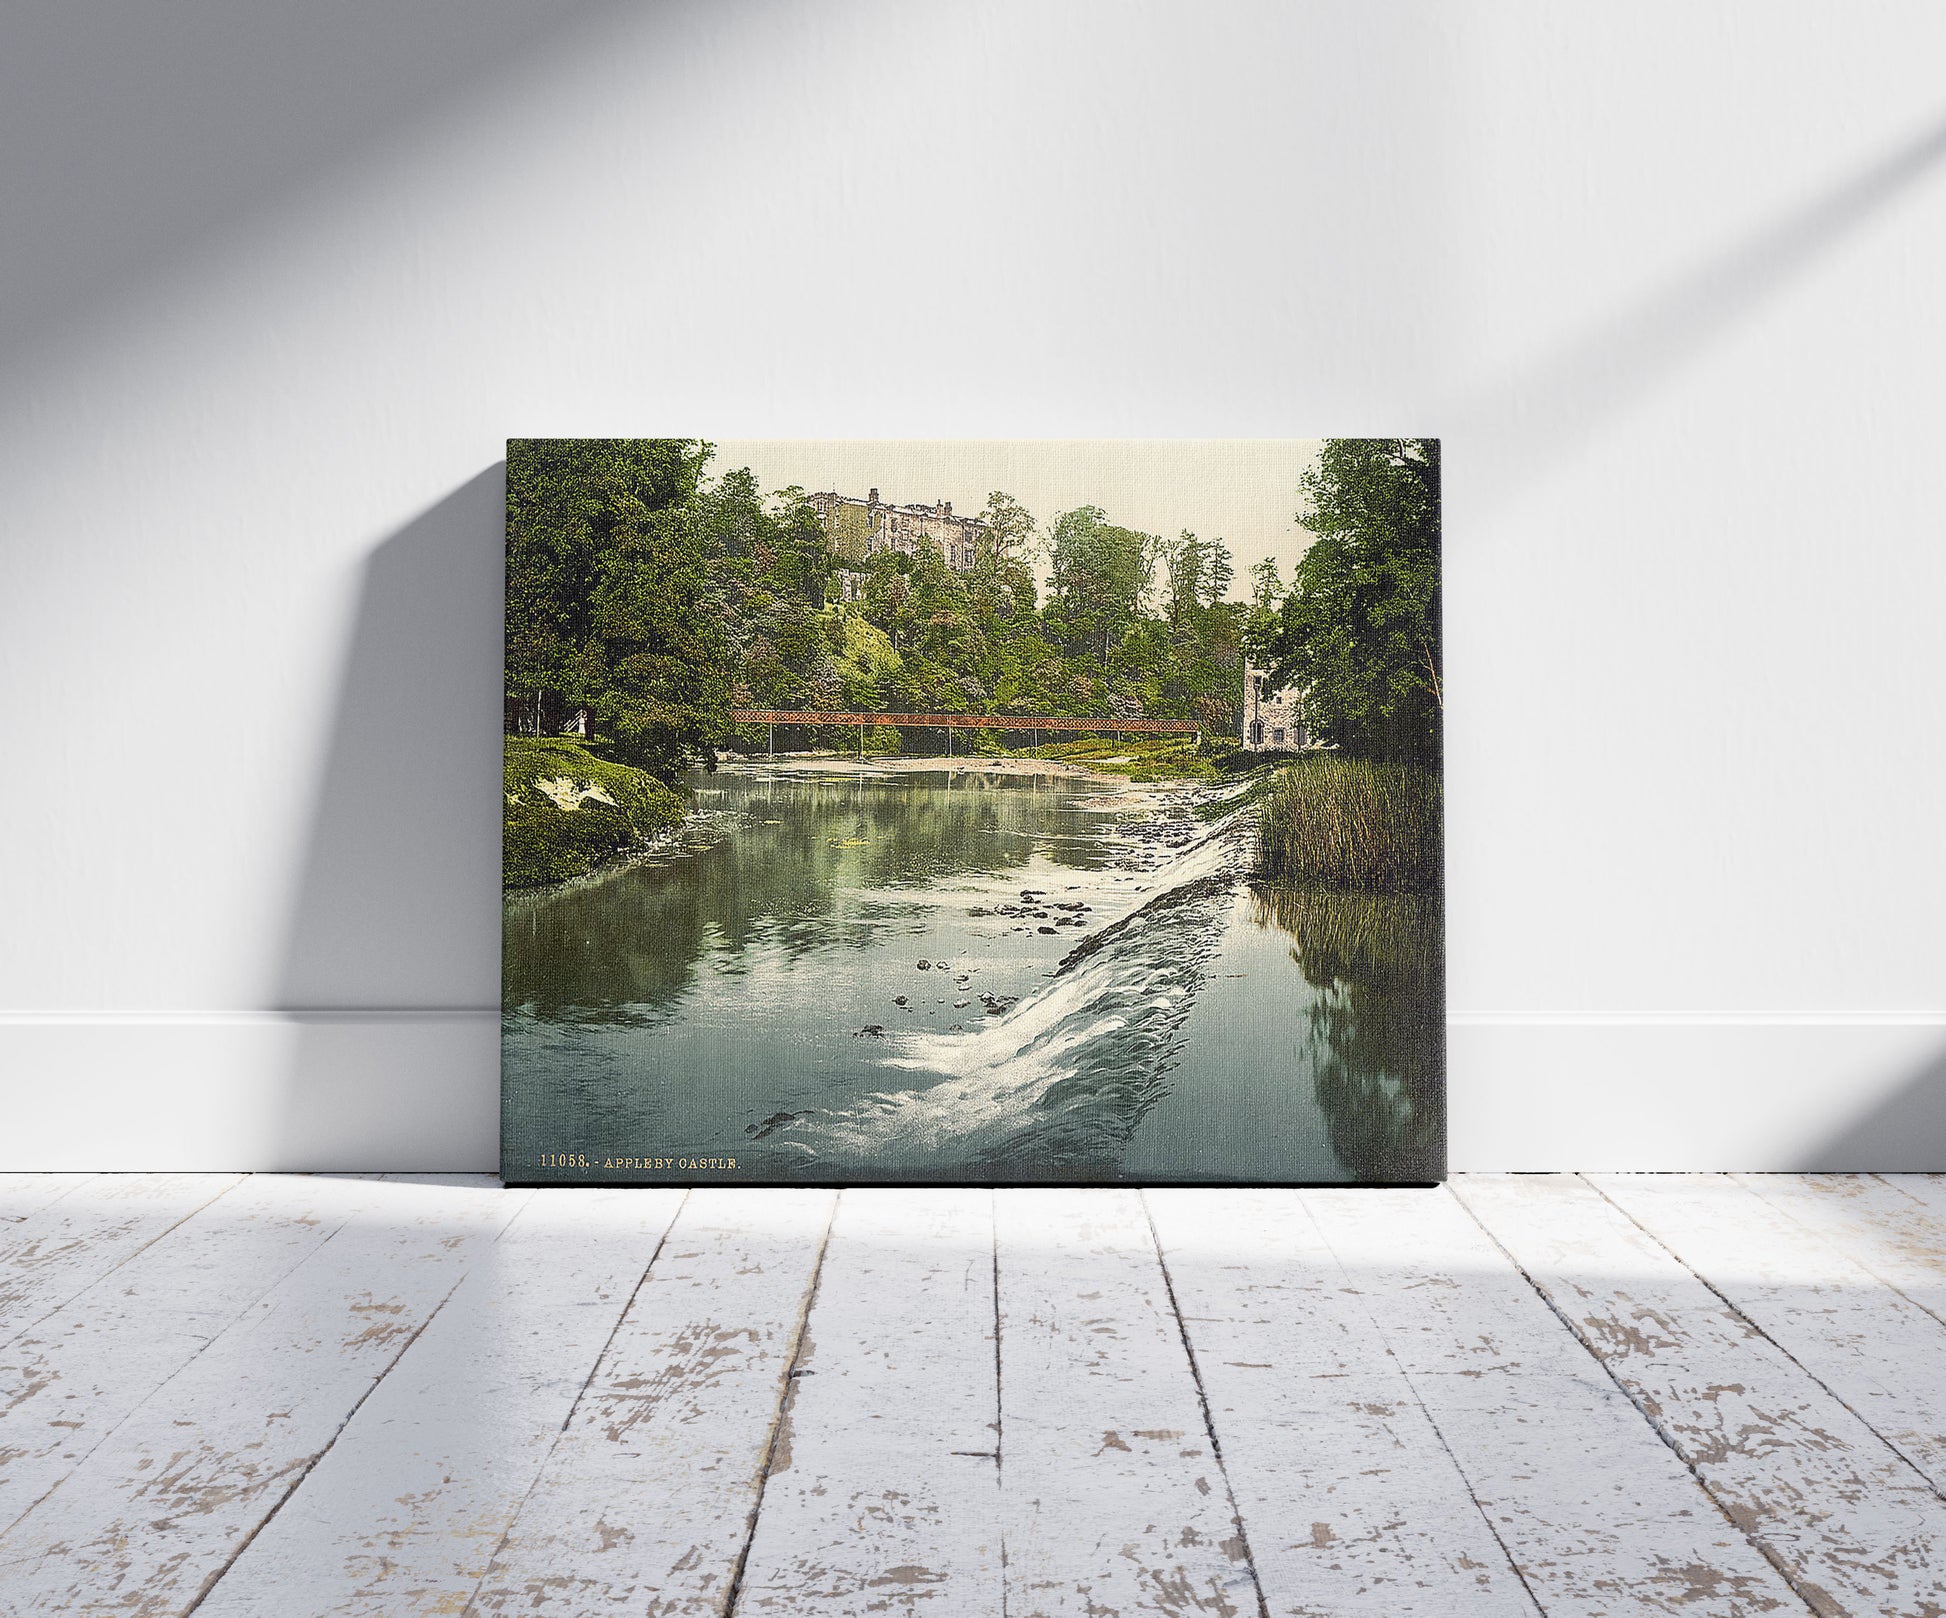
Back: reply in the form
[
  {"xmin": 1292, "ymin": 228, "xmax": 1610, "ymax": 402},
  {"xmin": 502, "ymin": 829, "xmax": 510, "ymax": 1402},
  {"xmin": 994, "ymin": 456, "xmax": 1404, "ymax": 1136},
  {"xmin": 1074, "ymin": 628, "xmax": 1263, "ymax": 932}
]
[{"xmin": 713, "ymin": 751, "xmax": 1239, "ymax": 818}]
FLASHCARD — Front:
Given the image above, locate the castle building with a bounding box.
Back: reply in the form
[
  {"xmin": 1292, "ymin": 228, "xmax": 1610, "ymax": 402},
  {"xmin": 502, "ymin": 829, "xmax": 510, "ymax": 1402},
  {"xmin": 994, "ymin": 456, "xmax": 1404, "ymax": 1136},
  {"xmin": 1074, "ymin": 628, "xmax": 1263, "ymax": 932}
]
[
  {"xmin": 807, "ymin": 487, "xmax": 991, "ymax": 573},
  {"xmin": 1243, "ymin": 663, "xmax": 1306, "ymax": 751}
]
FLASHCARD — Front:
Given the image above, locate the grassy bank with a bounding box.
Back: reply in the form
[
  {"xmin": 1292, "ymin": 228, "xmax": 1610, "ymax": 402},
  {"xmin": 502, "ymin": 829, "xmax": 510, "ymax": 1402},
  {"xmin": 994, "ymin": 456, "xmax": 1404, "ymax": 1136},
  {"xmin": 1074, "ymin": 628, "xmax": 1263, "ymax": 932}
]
[
  {"xmin": 1253, "ymin": 756, "xmax": 1441, "ymax": 892},
  {"xmin": 503, "ymin": 738, "xmax": 686, "ymax": 890}
]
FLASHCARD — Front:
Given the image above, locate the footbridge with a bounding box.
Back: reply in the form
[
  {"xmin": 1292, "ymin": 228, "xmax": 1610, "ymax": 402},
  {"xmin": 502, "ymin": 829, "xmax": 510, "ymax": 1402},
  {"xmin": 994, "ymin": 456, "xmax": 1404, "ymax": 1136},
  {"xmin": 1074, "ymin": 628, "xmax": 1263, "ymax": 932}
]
[{"xmin": 728, "ymin": 708, "xmax": 1201, "ymax": 755}]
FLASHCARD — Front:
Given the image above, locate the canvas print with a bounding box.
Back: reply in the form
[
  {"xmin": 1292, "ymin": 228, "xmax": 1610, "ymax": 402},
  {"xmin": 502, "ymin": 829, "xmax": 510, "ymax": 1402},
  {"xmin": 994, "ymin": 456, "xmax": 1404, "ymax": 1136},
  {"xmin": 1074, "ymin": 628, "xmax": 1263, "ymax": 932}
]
[{"xmin": 502, "ymin": 440, "xmax": 1442, "ymax": 1185}]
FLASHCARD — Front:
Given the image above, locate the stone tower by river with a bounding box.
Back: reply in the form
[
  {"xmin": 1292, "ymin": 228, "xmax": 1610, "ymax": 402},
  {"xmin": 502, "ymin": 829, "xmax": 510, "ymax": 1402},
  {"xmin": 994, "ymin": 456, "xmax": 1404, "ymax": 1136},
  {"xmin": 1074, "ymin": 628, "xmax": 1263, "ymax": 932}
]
[{"xmin": 1242, "ymin": 664, "xmax": 1305, "ymax": 750}]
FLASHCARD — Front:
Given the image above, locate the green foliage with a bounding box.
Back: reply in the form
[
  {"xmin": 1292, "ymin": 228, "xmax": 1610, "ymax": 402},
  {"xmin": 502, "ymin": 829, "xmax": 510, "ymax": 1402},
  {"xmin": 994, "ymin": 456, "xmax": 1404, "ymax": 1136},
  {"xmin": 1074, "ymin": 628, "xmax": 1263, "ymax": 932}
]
[
  {"xmin": 1260, "ymin": 439, "xmax": 1440, "ymax": 764},
  {"xmin": 1248, "ymin": 556, "xmax": 1283, "ymax": 613},
  {"xmin": 502, "ymin": 738, "xmax": 686, "ymax": 889},
  {"xmin": 1045, "ymin": 506, "xmax": 1160, "ymax": 666},
  {"xmin": 829, "ymin": 611, "xmax": 903, "ymax": 677},
  {"xmin": 506, "ymin": 439, "xmax": 733, "ymax": 778},
  {"xmin": 1253, "ymin": 756, "xmax": 1441, "ymax": 891},
  {"xmin": 1165, "ymin": 531, "xmax": 1209, "ymax": 625},
  {"xmin": 508, "ymin": 450, "xmax": 1256, "ymax": 776},
  {"xmin": 979, "ymin": 491, "xmax": 1036, "ymax": 567}
]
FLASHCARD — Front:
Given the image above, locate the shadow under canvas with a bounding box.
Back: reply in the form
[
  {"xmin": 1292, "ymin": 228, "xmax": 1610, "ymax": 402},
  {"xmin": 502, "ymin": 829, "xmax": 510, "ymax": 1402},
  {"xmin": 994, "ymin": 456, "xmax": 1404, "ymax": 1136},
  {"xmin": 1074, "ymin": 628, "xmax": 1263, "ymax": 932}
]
[{"xmin": 271, "ymin": 465, "xmax": 506, "ymax": 1172}]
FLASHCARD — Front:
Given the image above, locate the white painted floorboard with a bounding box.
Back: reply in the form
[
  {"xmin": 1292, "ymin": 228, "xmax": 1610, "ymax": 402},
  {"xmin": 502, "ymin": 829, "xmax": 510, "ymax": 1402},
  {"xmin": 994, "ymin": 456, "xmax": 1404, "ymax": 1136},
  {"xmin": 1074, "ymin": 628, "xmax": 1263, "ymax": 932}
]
[
  {"xmin": 1308, "ymin": 1186, "xmax": 1804, "ymax": 1616},
  {"xmin": 996, "ymin": 1188, "xmax": 1260, "ymax": 1617},
  {"xmin": 733, "ymin": 1188, "xmax": 1001, "ymax": 1616},
  {"xmin": 0, "ymin": 1174, "xmax": 1941, "ymax": 1617},
  {"xmin": 0, "ymin": 1174, "xmax": 244, "ymax": 1348},
  {"xmin": 1458, "ymin": 1175, "xmax": 1946, "ymax": 1616},
  {"xmin": 0, "ymin": 1176, "xmax": 524, "ymax": 1615},
  {"xmin": 0, "ymin": 1174, "xmax": 405, "ymax": 1536},
  {"xmin": 1591, "ymin": 1173, "xmax": 1946, "ymax": 1498},
  {"xmin": 466, "ymin": 1187, "xmax": 836, "ymax": 1616},
  {"xmin": 1148, "ymin": 1188, "xmax": 1541, "ymax": 1617},
  {"xmin": 194, "ymin": 1185, "xmax": 687, "ymax": 1618},
  {"xmin": 0, "ymin": 1174, "xmax": 96, "ymax": 1224}
]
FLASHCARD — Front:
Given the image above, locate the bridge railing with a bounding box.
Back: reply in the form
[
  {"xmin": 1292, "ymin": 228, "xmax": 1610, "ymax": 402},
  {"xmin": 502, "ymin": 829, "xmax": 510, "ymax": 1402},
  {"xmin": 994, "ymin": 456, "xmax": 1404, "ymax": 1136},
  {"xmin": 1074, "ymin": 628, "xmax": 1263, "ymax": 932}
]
[{"xmin": 727, "ymin": 709, "xmax": 1201, "ymax": 735}]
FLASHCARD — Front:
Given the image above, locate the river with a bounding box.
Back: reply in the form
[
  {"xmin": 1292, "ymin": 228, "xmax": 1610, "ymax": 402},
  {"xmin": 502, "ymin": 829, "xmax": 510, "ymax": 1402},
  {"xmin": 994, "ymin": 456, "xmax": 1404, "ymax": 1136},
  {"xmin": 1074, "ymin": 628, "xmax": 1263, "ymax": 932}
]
[{"xmin": 502, "ymin": 759, "xmax": 1442, "ymax": 1184}]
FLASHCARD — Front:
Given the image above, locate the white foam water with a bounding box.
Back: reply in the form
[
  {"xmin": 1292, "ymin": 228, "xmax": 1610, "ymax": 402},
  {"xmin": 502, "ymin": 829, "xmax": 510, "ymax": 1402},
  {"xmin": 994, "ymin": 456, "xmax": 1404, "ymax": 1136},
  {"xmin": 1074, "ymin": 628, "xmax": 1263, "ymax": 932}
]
[{"xmin": 763, "ymin": 813, "xmax": 1253, "ymax": 1174}]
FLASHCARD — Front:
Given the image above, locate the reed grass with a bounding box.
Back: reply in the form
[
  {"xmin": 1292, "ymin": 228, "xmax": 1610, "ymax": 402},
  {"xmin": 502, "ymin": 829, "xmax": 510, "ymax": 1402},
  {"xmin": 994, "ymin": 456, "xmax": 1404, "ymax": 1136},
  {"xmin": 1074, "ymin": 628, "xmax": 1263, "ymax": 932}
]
[{"xmin": 1253, "ymin": 756, "xmax": 1441, "ymax": 892}]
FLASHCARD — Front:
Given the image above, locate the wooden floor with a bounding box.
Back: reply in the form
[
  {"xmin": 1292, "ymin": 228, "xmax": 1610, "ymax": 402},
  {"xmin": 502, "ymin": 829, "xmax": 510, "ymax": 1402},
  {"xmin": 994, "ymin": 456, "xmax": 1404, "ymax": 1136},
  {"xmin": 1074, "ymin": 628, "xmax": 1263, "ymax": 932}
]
[{"xmin": 2, "ymin": 1177, "xmax": 1944, "ymax": 1615}]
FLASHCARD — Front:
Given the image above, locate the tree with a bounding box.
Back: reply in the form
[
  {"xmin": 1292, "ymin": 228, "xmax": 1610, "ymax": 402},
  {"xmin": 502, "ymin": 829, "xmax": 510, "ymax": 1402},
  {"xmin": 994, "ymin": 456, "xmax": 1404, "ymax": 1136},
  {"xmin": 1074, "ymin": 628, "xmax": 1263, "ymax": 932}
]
[
  {"xmin": 979, "ymin": 490, "xmax": 1036, "ymax": 564},
  {"xmin": 1248, "ymin": 556, "xmax": 1283, "ymax": 613},
  {"xmin": 1260, "ymin": 438, "xmax": 1440, "ymax": 763},
  {"xmin": 506, "ymin": 438, "xmax": 733, "ymax": 770},
  {"xmin": 583, "ymin": 478, "xmax": 735, "ymax": 773},
  {"xmin": 511, "ymin": 444, "xmax": 1261, "ymax": 771},
  {"xmin": 763, "ymin": 486, "xmax": 835, "ymax": 607},
  {"xmin": 1166, "ymin": 531, "xmax": 1206, "ymax": 627},
  {"xmin": 975, "ymin": 491, "xmax": 1040, "ymax": 618},
  {"xmin": 1044, "ymin": 505, "xmax": 1158, "ymax": 667},
  {"xmin": 1203, "ymin": 538, "xmax": 1236, "ymax": 608}
]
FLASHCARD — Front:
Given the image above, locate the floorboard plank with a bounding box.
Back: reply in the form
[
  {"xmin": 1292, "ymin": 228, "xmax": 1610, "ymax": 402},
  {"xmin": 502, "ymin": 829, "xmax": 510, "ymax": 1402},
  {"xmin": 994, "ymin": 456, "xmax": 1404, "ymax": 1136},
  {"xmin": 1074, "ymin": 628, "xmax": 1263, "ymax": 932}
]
[
  {"xmin": 0, "ymin": 1175, "xmax": 410, "ymax": 1536},
  {"xmin": 0, "ymin": 1176, "xmax": 527, "ymax": 1616},
  {"xmin": 1593, "ymin": 1174, "xmax": 1946, "ymax": 1499},
  {"xmin": 733, "ymin": 1188, "xmax": 1003, "ymax": 1615},
  {"xmin": 1146, "ymin": 1188, "xmax": 1538, "ymax": 1617},
  {"xmin": 1305, "ymin": 1185, "xmax": 1806, "ymax": 1616},
  {"xmin": 995, "ymin": 1187, "xmax": 1262, "ymax": 1618},
  {"xmin": 1458, "ymin": 1173, "xmax": 1946, "ymax": 1617},
  {"xmin": 0, "ymin": 1175, "xmax": 96, "ymax": 1223},
  {"xmin": 189, "ymin": 1186, "xmax": 686, "ymax": 1617},
  {"xmin": 1733, "ymin": 1176, "xmax": 1946, "ymax": 1325},
  {"xmin": 463, "ymin": 1187, "xmax": 837, "ymax": 1617},
  {"xmin": 11, "ymin": 1175, "xmax": 1937, "ymax": 1617},
  {"xmin": 1880, "ymin": 1176, "xmax": 1946, "ymax": 1212},
  {"xmin": 0, "ymin": 1173, "xmax": 245, "ymax": 1348}
]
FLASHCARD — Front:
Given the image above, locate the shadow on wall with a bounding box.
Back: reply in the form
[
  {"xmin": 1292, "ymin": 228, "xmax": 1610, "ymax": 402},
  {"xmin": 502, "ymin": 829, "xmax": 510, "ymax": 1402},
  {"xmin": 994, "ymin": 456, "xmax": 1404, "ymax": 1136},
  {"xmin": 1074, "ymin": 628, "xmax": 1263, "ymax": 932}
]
[
  {"xmin": 1797, "ymin": 1042, "xmax": 1946, "ymax": 1173},
  {"xmin": 273, "ymin": 465, "xmax": 506, "ymax": 1172},
  {"xmin": 1453, "ymin": 109, "xmax": 1946, "ymax": 514},
  {"xmin": 0, "ymin": 1, "xmax": 635, "ymax": 380}
]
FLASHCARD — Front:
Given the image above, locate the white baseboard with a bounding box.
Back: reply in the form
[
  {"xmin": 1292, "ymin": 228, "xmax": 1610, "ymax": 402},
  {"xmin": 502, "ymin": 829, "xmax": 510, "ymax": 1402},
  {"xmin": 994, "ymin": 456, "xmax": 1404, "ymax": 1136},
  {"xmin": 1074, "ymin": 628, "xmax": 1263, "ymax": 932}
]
[
  {"xmin": 0, "ymin": 1013, "xmax": 499, "ymax": 1173},
  {"xmin": 1448, "ymin": 1016, "xmax": 1946, "ymax": 1172},
  {"xmin": 1, "ymin": 1014, "xmax": 1940, "ymax": 1173}
]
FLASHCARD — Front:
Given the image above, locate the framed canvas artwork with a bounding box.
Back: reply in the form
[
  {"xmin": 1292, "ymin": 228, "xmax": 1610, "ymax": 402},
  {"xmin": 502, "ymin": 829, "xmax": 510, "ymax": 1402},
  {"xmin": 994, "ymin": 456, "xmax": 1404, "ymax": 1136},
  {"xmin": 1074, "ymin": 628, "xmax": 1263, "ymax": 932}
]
[{"xmin": 502, "ymin": 440, "xmax": 1442, "ymax": 1185}]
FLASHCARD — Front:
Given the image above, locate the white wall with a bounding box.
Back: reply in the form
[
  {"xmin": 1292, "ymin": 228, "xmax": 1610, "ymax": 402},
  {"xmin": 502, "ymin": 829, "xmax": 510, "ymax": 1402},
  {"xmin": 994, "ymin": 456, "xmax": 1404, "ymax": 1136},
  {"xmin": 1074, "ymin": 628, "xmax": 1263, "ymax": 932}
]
[{"xmin": 4, "ymin": 1, "xmax": 1943, "ymax": 1171}]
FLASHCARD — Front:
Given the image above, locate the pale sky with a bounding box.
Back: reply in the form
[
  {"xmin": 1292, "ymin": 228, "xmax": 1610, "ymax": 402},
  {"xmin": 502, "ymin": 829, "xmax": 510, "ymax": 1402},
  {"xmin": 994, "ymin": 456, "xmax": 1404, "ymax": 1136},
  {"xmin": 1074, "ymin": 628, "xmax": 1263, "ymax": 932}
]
[{"xmin": 710, "ymin": 440, "xmax": 1323, "ymax": 599}]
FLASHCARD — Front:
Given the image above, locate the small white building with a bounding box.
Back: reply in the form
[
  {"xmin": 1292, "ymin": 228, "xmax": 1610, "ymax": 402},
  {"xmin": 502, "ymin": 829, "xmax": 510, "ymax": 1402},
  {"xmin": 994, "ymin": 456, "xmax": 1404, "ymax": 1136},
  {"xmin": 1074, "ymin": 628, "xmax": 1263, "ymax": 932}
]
[{"xmin": 1242, "ymin": 664, "xmax": 1305, "ymax": 751}]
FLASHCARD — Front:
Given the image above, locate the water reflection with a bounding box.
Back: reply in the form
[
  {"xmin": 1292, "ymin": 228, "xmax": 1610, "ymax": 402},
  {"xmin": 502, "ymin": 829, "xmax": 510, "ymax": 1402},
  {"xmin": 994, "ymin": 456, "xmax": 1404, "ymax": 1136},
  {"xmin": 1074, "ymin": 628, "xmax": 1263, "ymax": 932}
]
[
  {"xmin": 1248, "ymin": 886, "xmax": 1446, "ymax": 1182},
  {"xmin": 503, "ymin": 766, "xmax": 1114, "ymax": 1023},
  {"xmin": 501, "ymin": 765, "xmax": 1445, "ymax": 1184}
]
